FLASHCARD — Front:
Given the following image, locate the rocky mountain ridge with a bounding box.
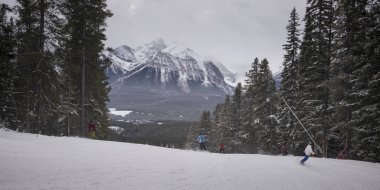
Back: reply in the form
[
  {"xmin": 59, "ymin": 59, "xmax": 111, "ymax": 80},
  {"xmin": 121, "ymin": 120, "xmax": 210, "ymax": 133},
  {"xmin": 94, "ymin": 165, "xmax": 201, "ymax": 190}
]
[{"xmin": 105, "ymin": 39, "xmax": 237, "ymax": 121}]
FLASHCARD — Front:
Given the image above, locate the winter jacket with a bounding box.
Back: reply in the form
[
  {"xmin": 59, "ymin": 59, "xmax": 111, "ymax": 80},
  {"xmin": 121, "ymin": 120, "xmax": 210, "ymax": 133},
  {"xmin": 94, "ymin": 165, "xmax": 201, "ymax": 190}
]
[
  {"xmin": 304, "ymin": 144, "xmax": 315, "ymax": 156},
  {"xmin": 197, "ymin": 135, "xmax": 206, "ymax": 143},
  {"xmin": 88, "ymin": 123, "xmax": 96, "ymax": 132}
]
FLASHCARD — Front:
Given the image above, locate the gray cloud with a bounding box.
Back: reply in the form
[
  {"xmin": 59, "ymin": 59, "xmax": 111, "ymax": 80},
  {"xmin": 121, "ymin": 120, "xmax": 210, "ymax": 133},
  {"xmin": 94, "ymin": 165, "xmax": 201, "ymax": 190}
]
[
  {"xmin": 105, "ymin": 0, "xmax": 306, "ymax": 82},
  {"xmin": 4, "ymin": 0, "xmax": 306, "ymax": 82}
]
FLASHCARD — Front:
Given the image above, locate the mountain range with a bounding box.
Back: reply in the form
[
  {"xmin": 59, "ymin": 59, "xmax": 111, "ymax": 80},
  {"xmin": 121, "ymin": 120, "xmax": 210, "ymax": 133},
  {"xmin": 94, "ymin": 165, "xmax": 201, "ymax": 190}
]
[{"xmin": 106, "ymin": 39, "xmax": 237, "ymax": 121}]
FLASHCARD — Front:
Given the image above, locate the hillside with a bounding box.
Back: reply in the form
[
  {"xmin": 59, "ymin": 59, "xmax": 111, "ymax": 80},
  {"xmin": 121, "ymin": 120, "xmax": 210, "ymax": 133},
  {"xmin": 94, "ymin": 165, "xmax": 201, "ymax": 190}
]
[{"xmin": 1, "ymin": 128, "xmax": 380, "ymax": 190}]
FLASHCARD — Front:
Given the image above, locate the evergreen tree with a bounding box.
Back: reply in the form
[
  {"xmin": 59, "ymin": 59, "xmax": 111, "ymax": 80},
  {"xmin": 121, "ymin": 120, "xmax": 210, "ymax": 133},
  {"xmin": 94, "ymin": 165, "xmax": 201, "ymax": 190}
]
[
  {"xmin": 232, "ymin": 83, "xmax": 243, "ymax": 127},
  {"xmin": 212, "ymin": 102, "xmax": 228, "ymax": 148},
  {"xmin": 209, "ymin": 104, "xmax": 225, "ymax": 151},
  {"xmin": 349, "ymin": 0, "xmax": 380, "ymax": 162},
  {"xmin": 231, "ymin": 83, "xmax": 244, "ymax": 152},
  {"xmin": 0, "ymin": 4, "xmax": 18, "ymax": 129},
  {"xmin": 242, "ymin": 58, "xmax": 260, "ymax": 152},
  {"xmin": 14, "ymin": 0, "xmax": 61, "ymax": 135},
  {"xmin": 298, "ymin": 0, "xmax": 335, "ymax": 156},
  {"xmin": 330, "ymin": 0, "xmax": 368, "ymax": 159},
  {"xmin": 254, "ymin": 59, "xmax": 278, "ymax": 154},
  {"xmin": 244, "ymin": 58, "xmax": 260, "ymax": 89},
  {"xmin": 221, "ymin": 95, "xmax": 237, "ymax": 152},
  {"xmin": 59, "ymin": 0, "xmax": 112, "ymax": 137},
  {"xmin": 199, "ymin": 110, "xmax": 211, "ymax": 132},
  {"xmin": 278, "ymin": 7, "xmax": 302, "ymax": 155}
]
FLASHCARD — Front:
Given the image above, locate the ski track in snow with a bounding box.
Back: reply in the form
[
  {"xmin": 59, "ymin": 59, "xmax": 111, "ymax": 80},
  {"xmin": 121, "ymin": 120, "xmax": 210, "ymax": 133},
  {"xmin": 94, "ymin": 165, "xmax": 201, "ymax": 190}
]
[{"xmin": 1, "ymin": 129, "xmax": 380, "ymax": 190}]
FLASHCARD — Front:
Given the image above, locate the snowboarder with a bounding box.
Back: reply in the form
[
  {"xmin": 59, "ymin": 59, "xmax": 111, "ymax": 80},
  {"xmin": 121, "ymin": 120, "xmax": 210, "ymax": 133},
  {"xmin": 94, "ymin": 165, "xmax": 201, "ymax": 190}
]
[
  {"xmin": 88, "ymin": 120, "xmax": 97, "ymax": 139},
  {"xmin": 219, "ymin": 143, "xmax": 225, "ymax": 153},
  {"xmin": 197, "ymin": 133, "xmax": 207, "ymax": 150},
  {"xmin": 300, "ymin": 142, "xmax": 315, "ymax": 165}
]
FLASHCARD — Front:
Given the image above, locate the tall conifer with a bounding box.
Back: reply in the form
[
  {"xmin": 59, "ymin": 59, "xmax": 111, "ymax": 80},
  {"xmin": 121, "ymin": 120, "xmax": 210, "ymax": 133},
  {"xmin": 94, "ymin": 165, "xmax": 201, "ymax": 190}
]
[
  {"xmin": 298, "ymin": 0, "xmax": 334, "ymax": 156},
  {"xmin": 278, "ymin": 7, "xmax": 302, "ymax": 154},
  {"xmin": 59, "ymin": 0, "xmax": 112, "ymax": 137},
  {"xmin": 0, "ymin": 4, "xmax": 18, "ymax": 128}
]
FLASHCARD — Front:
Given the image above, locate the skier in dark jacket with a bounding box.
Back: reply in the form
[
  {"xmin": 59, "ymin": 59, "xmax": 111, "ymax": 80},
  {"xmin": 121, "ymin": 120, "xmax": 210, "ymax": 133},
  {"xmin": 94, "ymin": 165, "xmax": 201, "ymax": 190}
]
[
  {"xmin": 281, "ymin": 143, "xmax": 288, "ymax": 156},
  {"xmin": 88, "ymin": 120, "xmax": 96, "ymax": 138},
  {"xmin": 219, "ymin": 143, "xmax": 225, "ymax": 153}
]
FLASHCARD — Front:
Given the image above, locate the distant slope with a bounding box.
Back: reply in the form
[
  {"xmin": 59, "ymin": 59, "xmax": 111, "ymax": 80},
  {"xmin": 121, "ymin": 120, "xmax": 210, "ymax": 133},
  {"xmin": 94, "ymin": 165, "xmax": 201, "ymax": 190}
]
[{"xmin": 1, "ymin": 128, "xmax": 380, "ymax": 190}]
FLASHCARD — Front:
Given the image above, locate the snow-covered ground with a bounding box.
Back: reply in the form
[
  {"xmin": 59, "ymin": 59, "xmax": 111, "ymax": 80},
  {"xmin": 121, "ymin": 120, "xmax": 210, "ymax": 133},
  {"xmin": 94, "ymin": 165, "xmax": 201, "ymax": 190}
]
[
  {"xmin": 1, "ymin": 128, "xmax": 380, "ymax": 190},
  {"xmin": 108, "ymin": 126, "xmax": 125, "ymax": 134},
  {"xmin": 109, "ymin": 108, "xmax": 133, "ymax": 117}
]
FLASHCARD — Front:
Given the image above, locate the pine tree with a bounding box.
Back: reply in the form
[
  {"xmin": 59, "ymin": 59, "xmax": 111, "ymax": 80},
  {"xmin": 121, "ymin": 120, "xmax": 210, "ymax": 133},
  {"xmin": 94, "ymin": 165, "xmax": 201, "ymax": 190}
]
[
  {"xmin": 209, "ymin": 104, "xmax": 225, "ymax": 151},
  {"xmin": 254, "ymin": 59, "xmax": 278, "ymax": 154},
  {"xmin": 199, "ymin": 110, "xmax": 211, "ymax": 132},
  {"xmin": 14, "ymin": 0, "xmax": 61, "ymax": 135},
  {"xmin": 242, "ymin": 58, "xmax": 259, "ymax": 152},
  {"xmin": 0, "ymin": 4, "xmax": 18, "ymax": 129},
  {"xmin": 330, "ymin": 0, "xmax": 368, "ymax": 159},
  {"xmin": 232, "ymin": 83, "xmax": 243, "ymax": 126},
  {"xmin": 349, "ymin": 0, "xmax": 380, "ymax": 162},
  {"xmin": 278, "ymin": 7, "xmax": 302, "ymax": 155},
  {"xmin": 59, "ymin": 0, "xmax": 112, "ymax": 137},
  {"xmin": 298, "ymin": 0, "xmax": 335, "ymax": 156},
  {"xmin": 222, "ymin": 95, "xmax": 237, "ymax": 152}
]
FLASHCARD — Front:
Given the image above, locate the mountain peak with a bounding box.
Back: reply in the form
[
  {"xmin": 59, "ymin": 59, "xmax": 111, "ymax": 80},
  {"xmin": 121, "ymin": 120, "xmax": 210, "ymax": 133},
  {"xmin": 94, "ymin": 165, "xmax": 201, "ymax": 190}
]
[
  {"xmin": 162, "ymin": 41, "xmax": 202, "ymax": 62},
  {"xmin": 107, "ymin": 39, "xmax": 236, "ymax": 94},
  {"xmin": 142, "ymin": 38, "xmax": 167, "ymax": 51}
]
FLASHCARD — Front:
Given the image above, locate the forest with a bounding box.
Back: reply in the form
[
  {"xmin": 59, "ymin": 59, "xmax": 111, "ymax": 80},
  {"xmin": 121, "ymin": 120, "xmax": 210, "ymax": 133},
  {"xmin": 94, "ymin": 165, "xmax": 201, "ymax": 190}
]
[
  {"xmin": 195, "ymin": 1, "xmax": 379, "ymax": 162},
  {"xmin": 0, "ymin": 0, "xmax": 112, "ymax": 138}
]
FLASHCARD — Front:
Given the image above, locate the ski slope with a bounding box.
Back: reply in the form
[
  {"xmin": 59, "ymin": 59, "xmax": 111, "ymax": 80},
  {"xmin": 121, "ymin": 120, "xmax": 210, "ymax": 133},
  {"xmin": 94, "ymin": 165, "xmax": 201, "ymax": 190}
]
[{"xmin": 1, "ymin": 128, "xmax": 380, "ymax": 190}]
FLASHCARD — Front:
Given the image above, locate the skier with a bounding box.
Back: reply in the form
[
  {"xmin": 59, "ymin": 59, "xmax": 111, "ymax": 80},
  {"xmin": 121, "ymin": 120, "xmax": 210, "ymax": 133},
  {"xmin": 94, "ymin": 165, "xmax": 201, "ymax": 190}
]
[
  {"xmin": 281, "ymin": 143, "xmax": 288, "ymax": 156},
  {"xmin": 219, "ymin": 143, "xmax": 225, "ymax": 153},
  {"xmin": 197, "ymin": 133, "xmax": 207, "ymax": 150},
  {"xmin": 300, "ymin": 142, "xmax": 315, "ymax": 165},
  {"xmin": 88, "ymin": 120, "xmax": 97, "ymax": 139}
]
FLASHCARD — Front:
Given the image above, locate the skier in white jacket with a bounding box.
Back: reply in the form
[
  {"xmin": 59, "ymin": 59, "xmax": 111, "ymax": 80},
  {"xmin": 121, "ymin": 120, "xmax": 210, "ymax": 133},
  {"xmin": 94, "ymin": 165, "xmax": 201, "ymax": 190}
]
[{"xmin": 300, "ymin": 142, "xmax": 315, "ymax": 165}]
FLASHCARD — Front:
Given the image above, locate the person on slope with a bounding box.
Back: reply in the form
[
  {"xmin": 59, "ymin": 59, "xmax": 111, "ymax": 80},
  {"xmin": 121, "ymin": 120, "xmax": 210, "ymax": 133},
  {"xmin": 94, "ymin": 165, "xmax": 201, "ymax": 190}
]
[
  {"xmin": 281, "ymin": 143, "xmax": 288, "ymax": 156},
  {"xmin": 300, "ymin": 142, "xmax": 315, "ymax": 165},
  {"xmin": 197, "ymin": 133, "xmax": 207, "ymax": 150},
  {"xmin": 219, "ymin": 143, "xmax": 225, "ymax": 153},
  {"xmin": 88, "ymin": 120, "xmax": 97, "ymax": 139}
]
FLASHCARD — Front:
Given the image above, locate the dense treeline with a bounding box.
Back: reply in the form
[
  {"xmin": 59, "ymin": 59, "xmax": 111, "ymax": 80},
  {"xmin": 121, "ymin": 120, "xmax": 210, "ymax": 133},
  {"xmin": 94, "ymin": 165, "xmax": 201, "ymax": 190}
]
[
  {"xmin": 108, "ymin": 120, "xmax": 194, "ymax": 149},
  {"xmin": 197, "ymin": 0, "xmax": 379, "ymax": 162},
  {"xmin": 0, "ymin": 0, "xmax": 112, "ymax": 138}
]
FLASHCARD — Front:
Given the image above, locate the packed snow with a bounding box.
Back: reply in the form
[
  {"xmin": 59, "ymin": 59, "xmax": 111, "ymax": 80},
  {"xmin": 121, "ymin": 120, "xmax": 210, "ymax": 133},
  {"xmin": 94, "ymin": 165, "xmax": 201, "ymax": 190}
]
[{"xmin": 1, "ymin": 128, "xmax": 380, "ymax": 190}]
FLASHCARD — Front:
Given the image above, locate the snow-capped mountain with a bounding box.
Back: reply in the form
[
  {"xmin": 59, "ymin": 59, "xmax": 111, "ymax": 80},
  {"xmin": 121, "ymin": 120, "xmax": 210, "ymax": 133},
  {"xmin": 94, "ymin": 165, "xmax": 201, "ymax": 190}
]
[
  {"xmin": 106, "ymin": 39, "xmax": 235, "ymax": 94},
  {"xmin": 106, "ymin": 39, "xmax": 236, "ymax": 121}
]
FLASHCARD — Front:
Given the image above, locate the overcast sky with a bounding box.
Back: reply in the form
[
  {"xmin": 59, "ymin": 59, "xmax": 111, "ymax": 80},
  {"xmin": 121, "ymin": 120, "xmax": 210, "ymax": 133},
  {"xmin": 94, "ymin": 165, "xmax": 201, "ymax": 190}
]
[
  {"xmin": 4, "ymin": 0, "xmax": 307, "ymax": 82},
  {"xmin": 105, "ymin": 0, "xmax": 307, "ymax": 82}
]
